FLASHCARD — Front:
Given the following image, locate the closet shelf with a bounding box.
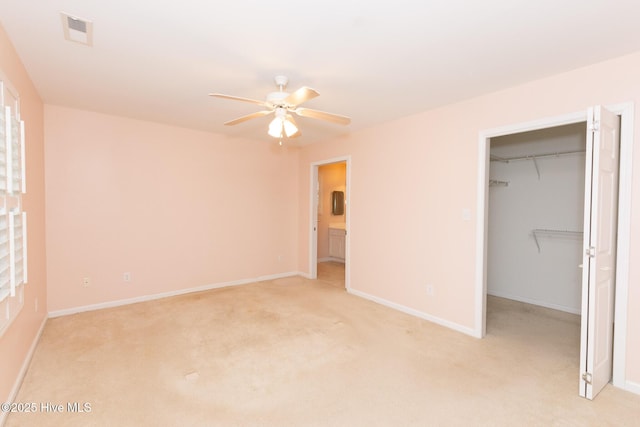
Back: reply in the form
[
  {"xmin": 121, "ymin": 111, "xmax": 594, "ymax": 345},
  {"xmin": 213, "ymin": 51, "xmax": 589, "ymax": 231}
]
[
  {"xmin": 531, "ymin": 228, "xmax": 583, "ymax": 253},
  {"xmin": 491, "ymin": 149, "xmax": 585, "ymax": 180}
]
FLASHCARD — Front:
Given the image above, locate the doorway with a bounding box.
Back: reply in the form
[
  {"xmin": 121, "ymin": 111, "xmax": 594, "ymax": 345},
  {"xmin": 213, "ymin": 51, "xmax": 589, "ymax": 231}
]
[
  {"xmin": 487, "ymin": 123, "xmax": 587, "ymax": 314},
  {"xmin": 485, "ymin": 122, "xmax": 587, "ymax": 400},
  {"xmin": 309, "ymin": 156, "xmax": 351, "ymax": 291},
  {"xmin": 475, "ymin": 104, "xmax": 633, "ymax": 398}
]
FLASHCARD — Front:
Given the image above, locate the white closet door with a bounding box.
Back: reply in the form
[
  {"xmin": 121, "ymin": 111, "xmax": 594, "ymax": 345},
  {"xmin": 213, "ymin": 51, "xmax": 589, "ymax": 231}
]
[{"xmin": 579, "ymin": 106, "xmax": 620, "ymax": 399}]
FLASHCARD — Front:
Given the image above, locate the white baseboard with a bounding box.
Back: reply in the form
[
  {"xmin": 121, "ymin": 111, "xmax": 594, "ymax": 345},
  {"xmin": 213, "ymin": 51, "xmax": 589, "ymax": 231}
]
[
  {"xmin": 348, "ymin": 288, "xmax": 476, "ymax": 337},
  {"xmin": 487, "ymin": 290, "xmax": 581, "ymax": 315},
  {"xmin": 1, "ymin": 314, "xmax": 47, "ymax": 427},
  {"xmin": 318, "ymin": 257, "xmax": 345, "ymax": 263},
  {"xmin": 48, "ymin": 272, "xmax": 300, "ymax": 318},
  {"xmin": 623, "ymin": 380, "xmax": 640, "ymax": 396}
]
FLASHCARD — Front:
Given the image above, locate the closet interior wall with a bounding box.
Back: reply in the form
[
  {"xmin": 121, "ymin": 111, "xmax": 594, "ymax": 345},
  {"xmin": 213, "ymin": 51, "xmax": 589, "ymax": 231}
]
[{"xmin": 488, "ymin": 123, "xmax": 587, "ymax": 314}]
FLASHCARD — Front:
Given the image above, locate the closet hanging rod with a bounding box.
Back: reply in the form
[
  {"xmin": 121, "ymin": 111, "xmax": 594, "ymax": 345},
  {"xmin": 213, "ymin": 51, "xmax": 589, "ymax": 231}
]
[
  {"xmin": 489, "ymin": 179, "xmax": 509, "ymax": 187},
  {"xmin": 490, "ymin": 149, "xmax": 585, "ymax": 163}
]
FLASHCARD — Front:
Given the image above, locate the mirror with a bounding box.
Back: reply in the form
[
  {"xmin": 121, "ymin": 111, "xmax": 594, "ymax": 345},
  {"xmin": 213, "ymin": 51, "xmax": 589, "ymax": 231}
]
[{"xmin": 331, "ymin": 191, "xmax": 344, "ymax": 215}]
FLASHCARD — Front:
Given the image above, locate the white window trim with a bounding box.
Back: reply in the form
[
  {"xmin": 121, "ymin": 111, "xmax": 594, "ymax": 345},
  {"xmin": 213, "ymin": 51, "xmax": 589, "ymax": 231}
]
[{"xmin": 0, "ymin": 73, "xmax": 27, "ymax": 337}]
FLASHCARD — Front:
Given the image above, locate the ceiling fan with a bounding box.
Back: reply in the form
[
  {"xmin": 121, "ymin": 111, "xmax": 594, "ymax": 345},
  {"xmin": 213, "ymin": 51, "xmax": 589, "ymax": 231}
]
[{"xmin": 209, "ymin": 76, "xmax": 351, "ymax": 140}]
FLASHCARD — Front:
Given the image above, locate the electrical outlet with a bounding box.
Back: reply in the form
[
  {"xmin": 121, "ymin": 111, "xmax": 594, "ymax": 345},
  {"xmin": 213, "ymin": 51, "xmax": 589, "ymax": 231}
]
[
  {"xmin": 82, "ymin": 277, "xmax": 90, "ymax": 287},
  {"xmin": 426, "ymin": 284, "xmax": 434, "ymax": 296},
  {"xmin": 123, "ymin": 272, "xmax": 131, "ymax": 282}
]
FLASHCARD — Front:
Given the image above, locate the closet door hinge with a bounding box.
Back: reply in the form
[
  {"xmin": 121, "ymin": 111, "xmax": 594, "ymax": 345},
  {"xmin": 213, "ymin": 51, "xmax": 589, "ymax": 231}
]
[
  {"xmin": 585, "ymin": 246, "xmax": 596, "ymax": 258},
  {"xmin": 588, "ymin": 120, "xmax": 600, "ymax": 133},
  {"xmin": 582, "ymin": 372, "xmax": 593, "ymax": 385}
]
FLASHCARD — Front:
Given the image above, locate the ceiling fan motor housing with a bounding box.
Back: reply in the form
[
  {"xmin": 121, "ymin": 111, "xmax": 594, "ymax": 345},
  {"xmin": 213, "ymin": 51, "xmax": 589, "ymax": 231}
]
[{"xmin": 266, "ymin": 91, "xmax": 289, "ymax": 108}]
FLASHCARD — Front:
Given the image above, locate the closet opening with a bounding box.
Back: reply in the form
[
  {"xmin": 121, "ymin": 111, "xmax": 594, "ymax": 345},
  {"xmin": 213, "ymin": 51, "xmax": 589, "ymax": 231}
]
[
  {"xmin": 487, "ymin": 122, "xmax": 587, "ymax": 318},
  {"xmin": 476, "ymin": 104, "xmax": 633, "ymax": 400},
  {"xmin": 486, "ymin": 122, "xmax": 587, "ymax": 391}
]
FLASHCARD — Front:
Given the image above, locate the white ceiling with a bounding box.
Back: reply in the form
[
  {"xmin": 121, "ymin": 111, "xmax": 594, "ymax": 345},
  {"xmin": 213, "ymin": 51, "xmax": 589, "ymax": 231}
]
[{"xmin": 1, "ymin": 1, "xmax": 640, "ymax": 145}]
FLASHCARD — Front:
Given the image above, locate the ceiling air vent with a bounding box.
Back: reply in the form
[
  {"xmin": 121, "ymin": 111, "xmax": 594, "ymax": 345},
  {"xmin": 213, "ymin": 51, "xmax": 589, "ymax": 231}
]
[{"xmin": 60, "ymin": 12, "xmax": 93, "ymax": 46}]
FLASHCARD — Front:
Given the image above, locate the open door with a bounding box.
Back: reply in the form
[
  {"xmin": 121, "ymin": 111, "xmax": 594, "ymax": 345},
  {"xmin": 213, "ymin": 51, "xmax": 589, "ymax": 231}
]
[{"xmin": 579, "ymin": 106, "xmax": 620, "ymax": 399}]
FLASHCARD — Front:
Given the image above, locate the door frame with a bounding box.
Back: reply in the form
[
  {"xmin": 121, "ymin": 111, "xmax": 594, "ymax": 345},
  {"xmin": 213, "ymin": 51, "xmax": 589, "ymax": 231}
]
[
  {"xmin": 474, "ymin": 102, "xmax": 634, "ymax": 391},
  {"xmin": 308, "ymin": 156, "xmax": 351, "ymax": 290}
]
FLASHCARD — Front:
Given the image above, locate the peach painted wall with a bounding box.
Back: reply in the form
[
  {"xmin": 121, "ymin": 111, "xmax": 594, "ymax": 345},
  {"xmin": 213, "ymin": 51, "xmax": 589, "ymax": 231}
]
[
  {"xmin": 45, "ymin": 106, "xmax": 299, "ymax": 312},
  {"xmin": 317, "ymin": 163, "xmax": 346, "ymax": 259},
  {"xmin": 0, "ymin": 26, "xmax": 47, "ymax": 407},
  {"xmin": 298, "ymin": 51, "xmax": 640, "ymax": 387}
]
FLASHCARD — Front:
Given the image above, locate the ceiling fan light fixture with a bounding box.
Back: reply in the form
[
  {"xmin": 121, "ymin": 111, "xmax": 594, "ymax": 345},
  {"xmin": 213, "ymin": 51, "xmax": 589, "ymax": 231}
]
[
  {"xmin": 283, "ymin": 118, "xmax": 298, "ymax": 137},
  {"xmin": 267, "ymin": 107, "xmax": 298, "ymax": 138},
  {"xmin": 268, "ymin": 117, "xmax": 284, "ymax": 138},
  {"xmin": 267, "ymin": 116, "xmax": 298, "ymax": 138}
]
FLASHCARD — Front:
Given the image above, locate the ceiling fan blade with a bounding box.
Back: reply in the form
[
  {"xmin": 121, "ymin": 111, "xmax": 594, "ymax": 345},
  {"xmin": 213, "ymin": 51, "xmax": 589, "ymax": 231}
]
[
  {"xmin": 295, "ymin": 108, "xmax": 351, "ymax": 125},
  {"xmin": 224, "ymin": 110, "xmax": 272, "ymax": 126},
  {"xmin": 209, "ymin": 93, "xmax": 268, "ymax": 107},
  {"xmin": 284, "ymin": 87, "xmax": 319, "ymax": 107}
]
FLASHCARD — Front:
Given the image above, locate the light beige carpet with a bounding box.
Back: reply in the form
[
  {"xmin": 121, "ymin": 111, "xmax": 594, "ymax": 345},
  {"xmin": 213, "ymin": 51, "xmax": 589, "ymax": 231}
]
[{"xmin": 6, "ymin": 263, "xmax": 640, "ymax": 426}]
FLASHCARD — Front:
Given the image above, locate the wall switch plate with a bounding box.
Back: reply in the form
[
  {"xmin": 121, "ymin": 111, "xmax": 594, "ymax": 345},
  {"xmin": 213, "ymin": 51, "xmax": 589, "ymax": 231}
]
[{"xmin": 82, "ymin": 277, "xmax": 90, "ymax": 287}]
